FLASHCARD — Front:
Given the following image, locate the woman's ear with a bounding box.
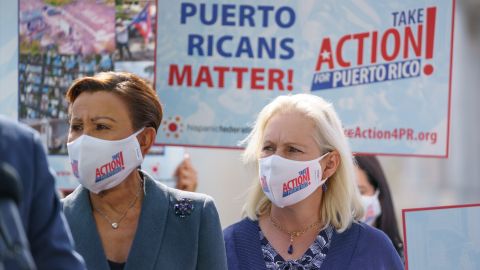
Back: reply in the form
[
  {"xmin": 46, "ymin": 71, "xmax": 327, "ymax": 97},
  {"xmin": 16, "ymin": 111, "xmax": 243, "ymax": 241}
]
[
  {"xmin": 321, "ymin": 150, "xmax": 340, "ymax": 179},
  {"xmin": 137, "ymin": 127, "xmax": 156, "ymax": 156}
]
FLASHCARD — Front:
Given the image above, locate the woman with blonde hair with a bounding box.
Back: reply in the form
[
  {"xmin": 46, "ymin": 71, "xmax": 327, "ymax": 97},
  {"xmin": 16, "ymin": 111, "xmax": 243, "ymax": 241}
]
[{"xmin": 224, "ymin": 94, "xmax": 403, "ymax": 269}]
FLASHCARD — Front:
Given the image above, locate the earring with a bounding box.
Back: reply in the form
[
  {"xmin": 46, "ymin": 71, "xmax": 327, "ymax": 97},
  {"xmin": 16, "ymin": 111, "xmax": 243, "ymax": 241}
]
[{"xmin": 322, "ymin": 183, "xmax": 328, "ymax": 192}]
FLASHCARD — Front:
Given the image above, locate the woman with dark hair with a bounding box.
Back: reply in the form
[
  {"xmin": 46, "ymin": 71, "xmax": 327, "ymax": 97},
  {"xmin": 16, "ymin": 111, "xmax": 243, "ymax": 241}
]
[
  {"xmin": 61, "ymin": 72, "xmax": 227, "ymax": 270},
  {"xmin": 354, "ymin": 155, "xmax": 404, "ymax": 260}
]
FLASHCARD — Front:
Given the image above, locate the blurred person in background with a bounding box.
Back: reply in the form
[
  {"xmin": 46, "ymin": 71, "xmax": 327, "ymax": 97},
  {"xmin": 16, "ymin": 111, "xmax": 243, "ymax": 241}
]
[
  {"xmin": 115, "ymin": 20, "xmax": 132, "ymax": 60},
  {"xmin": 224, "ymin": 94, "xmax": 403, "ymax": 269},
  {"xmin": 354, "ymin": 155, "xmax": 404, "ymax": 260},
  {"xmin": 62, "ymin": 72, "xmax": 226, "ymax": 270},
  {"xmin": 175, "ymin": 154, "xmax": 198, "ymax": 192}
]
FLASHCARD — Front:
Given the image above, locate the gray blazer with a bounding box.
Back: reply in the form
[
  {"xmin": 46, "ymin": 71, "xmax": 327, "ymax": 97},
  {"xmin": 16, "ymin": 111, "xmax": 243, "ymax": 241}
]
[{"xmin": 62, "ymin": 172, "xmax": 227, "ymax": 270}]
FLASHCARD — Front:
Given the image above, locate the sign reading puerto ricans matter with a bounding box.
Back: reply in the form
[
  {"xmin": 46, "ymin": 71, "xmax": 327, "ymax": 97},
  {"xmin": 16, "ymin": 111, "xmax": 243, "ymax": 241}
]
[{"xmin": 155, "ymin": 0, "xmax": 454, "ymax": 157}]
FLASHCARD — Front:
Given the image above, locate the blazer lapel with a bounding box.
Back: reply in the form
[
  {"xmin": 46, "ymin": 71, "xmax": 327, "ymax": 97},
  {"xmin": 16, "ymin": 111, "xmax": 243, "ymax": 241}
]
[
  {"xmin": 124, "ymin": 174, "xmax": 170, "ymax": 270},
  {"xmin": 235, "ymin": 219, "xmax": 267, "ymax": 270},
  {"xmin": 67, "ymin": 187, "xmax": 110, "ymax": 270}
]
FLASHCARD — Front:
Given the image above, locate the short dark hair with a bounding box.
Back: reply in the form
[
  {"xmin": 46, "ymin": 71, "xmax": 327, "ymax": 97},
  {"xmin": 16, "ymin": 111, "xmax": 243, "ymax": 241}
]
[
  {"xmin": 355, "ymin": 155, "xmax": 404, "ymax": 258},
  {"xmin": 66, "ymin": 72, "xmax": 163, "ymax": 132}
]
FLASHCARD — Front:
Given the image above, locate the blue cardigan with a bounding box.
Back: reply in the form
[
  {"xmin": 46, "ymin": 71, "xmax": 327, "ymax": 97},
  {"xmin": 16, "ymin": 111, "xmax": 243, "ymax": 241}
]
[{"xmin": 224, "ymin": 218, "xmax": 403, "ymax": 270}]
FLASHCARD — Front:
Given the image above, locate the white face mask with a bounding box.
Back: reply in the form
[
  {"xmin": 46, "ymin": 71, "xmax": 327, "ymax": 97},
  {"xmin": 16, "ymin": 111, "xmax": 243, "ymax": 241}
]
[
  {"xmin": 258, "ymin": 152, "xmax": 329, "ymax": 208},
  {"xmin": 360, "ymin": 190, "xmax": 382, "ymax": 225},
  {"xmin": 67, "ymin": 128, "xmax": 145, "ymax": 194}
]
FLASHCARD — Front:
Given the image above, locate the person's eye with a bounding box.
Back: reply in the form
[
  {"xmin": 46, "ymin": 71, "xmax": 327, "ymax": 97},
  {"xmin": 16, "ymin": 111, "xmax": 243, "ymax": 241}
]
[
  {"xmin": 70, "ymin": 124, "xmax": 83, "ymax": 132},
  {"xmin": 262, "ymin": 145, "xmax": 274, "ymax": 152},
  {"xmin": 96, "ymin": 124, "xmax": 110, "ymax": 130},
  {"xmin": 288, "ymin": 146, "xmax": 302, "ymax": 153}
]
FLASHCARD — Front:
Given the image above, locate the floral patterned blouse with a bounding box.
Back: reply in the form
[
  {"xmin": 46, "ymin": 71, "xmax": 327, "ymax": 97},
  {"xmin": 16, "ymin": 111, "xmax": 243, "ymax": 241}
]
[{"xmin": 258, "ymin": 223, "xmax": 334, "ymax": 270}]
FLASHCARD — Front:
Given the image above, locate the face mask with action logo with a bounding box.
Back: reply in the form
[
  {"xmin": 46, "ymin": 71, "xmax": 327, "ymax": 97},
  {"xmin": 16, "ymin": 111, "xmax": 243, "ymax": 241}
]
[
  {"xmin": 258, "ymin": 152, "xmax": 330, "ymax": 208},
  {"xmin": 67, "ymin": 128, "xmax": 144, "ymax": 194},
  {"xmin": 360, "ymin": 190, "xmax": 382, "ymax": 225}
]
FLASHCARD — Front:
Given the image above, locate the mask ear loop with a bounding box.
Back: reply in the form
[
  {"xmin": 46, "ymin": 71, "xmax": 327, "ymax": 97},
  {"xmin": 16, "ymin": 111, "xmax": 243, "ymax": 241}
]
[
  {"xmin": 134, "ymin": 127, "xmax": 147, "ymax": 163},
  {"xmin": 133, "ymin": 127, "xmax": 149, "ymax": 146},
  {"xmin": 319, "ymin": 151, "xmax": 331, "ymax": 192},
  {"xmin": 134, "ymin": 127, "xmax": 146, "ymax": 137}
]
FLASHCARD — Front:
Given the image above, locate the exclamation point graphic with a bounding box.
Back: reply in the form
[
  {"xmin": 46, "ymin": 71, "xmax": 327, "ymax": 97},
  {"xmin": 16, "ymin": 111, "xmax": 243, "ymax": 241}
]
[
  {"xmin": 119, "ymin": 151, "xmax": 125, "ymax": 169},
  {"xmin": 287, "ymin": 70, "xmax": 293, "ymax": 91},
  {"xmin": 424, "ymin": 7, "xmax": 436, "ymax": 76}
]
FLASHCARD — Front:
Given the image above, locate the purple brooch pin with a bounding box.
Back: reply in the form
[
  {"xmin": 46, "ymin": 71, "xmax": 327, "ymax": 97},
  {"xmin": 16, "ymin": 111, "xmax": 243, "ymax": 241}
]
[{"xmin": 174, "ymin": 198, "xmax": 194, "ymax": 218}]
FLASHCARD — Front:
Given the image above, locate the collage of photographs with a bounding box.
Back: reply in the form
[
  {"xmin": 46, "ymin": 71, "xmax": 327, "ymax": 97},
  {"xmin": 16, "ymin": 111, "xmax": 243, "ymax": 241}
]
[{"xmin": 18, "ymin": 0, "xmax": 156, "ymax": 154}]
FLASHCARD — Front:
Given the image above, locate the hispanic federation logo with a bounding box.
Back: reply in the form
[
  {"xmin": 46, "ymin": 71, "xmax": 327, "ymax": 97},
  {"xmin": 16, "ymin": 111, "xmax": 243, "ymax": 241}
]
[{"xmin": 162, "ymin": 116, "xmax": 184, "ymax": 139}]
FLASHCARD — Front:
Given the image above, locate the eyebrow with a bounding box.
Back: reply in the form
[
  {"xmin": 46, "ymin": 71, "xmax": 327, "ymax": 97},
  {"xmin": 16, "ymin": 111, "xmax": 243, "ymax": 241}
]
[
  {"xmin": 91, "ymin": 116, "xmax": 117, "ymax": 122},
  {"xmin": 281, "ymin": 141, "xmax": 307, "ymax": 149},
  {"xmin": 262, "ymin": 140, "xmax": 306, "ymax": 148},
  {"xmin": 70, "ymin": 116, "xmax": 117, "ymax": 122}
]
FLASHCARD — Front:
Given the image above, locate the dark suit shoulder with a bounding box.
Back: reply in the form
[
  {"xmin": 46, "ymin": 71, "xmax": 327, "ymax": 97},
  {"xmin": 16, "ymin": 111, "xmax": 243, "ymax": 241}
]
[
  {"xmin": 0, "ymin": 116, "xmax": 37, "ymax": 154},
  {"xmin": 0, "ymin": 116, "xmax": 35, "ymax": 141}
]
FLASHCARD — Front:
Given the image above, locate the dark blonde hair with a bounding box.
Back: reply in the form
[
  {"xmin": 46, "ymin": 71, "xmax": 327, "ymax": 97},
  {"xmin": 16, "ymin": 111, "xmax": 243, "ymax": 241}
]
[{"xmin": 66, "ymin": 72, "xmax": 163, "ymax": 131}]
